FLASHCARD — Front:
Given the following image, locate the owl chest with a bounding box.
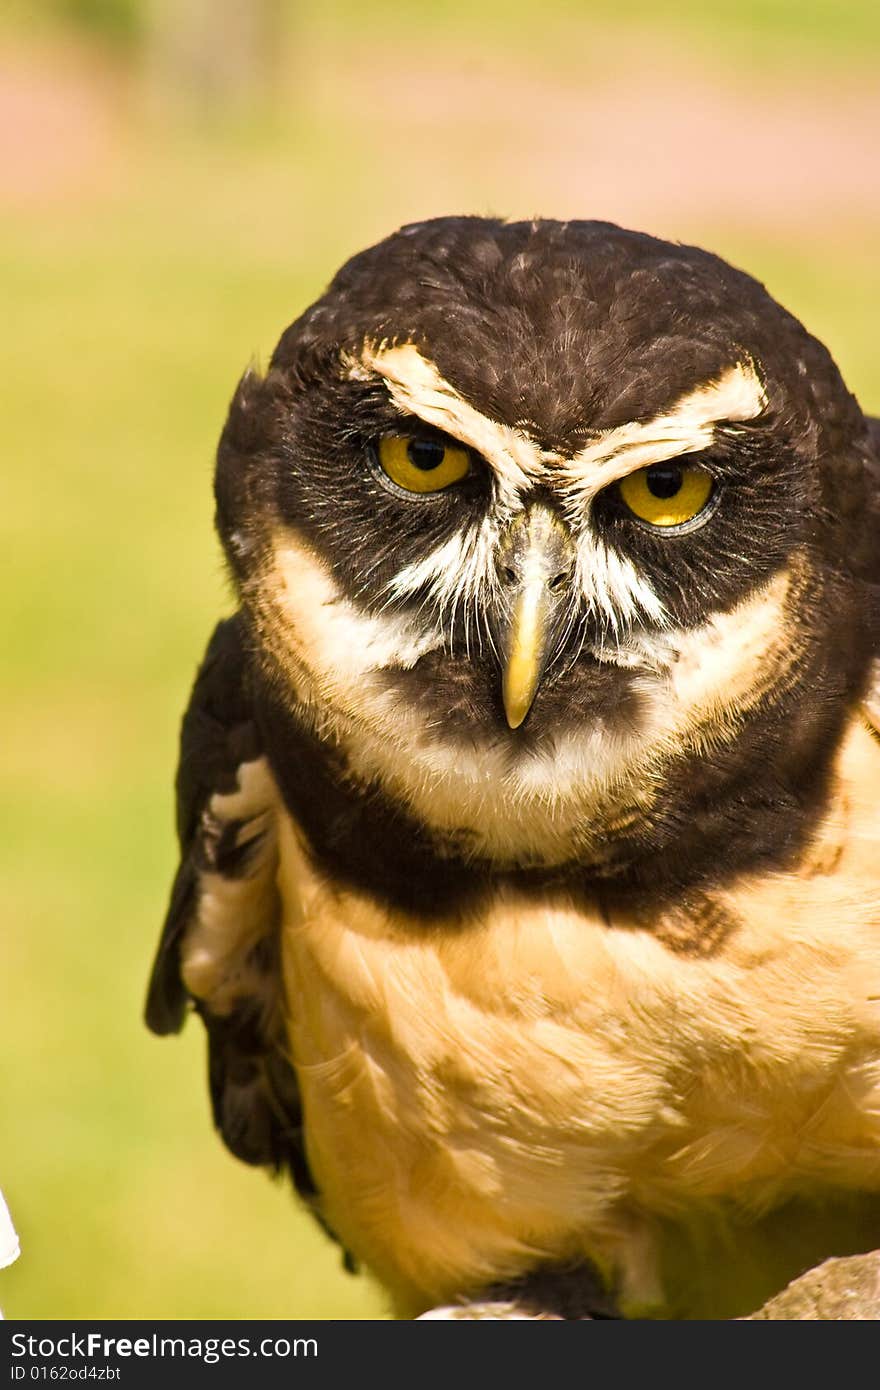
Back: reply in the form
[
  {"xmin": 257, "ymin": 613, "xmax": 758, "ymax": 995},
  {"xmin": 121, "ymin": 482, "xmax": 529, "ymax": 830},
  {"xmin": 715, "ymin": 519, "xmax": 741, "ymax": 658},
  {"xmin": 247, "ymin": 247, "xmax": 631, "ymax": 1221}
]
[{"xmin": 275, "ymin": 807, "xmax": 880, "ymax": 1308}]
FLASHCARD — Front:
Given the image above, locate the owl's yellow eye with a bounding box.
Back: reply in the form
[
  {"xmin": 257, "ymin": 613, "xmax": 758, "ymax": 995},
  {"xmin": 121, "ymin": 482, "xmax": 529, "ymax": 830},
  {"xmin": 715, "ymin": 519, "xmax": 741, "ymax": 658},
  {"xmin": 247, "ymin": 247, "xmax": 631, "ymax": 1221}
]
[
  {"xmin": 617, "ymin": 462, "xmax": 714, "ymax": 528},
  {"xmin": 377, "ymin": 435, "xmax": 471, "ymax": 494}
]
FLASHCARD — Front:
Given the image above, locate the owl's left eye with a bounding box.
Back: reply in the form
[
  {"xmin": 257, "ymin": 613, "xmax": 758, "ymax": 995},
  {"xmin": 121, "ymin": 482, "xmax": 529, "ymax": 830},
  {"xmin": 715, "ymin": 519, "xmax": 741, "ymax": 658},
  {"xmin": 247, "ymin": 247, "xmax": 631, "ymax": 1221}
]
[
  {"xmin": 617, "ymin": 461, "xmax": 714, "ymax": 529},
  {"xmin": 376, "ymin": 435, "xmax": 471, "ymax": 494}
]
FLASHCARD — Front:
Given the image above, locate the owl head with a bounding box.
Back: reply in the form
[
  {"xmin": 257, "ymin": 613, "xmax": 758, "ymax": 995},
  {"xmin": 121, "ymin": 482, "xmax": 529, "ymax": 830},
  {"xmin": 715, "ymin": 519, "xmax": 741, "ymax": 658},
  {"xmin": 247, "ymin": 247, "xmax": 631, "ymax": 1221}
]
[{"xmin": 212, "ymin": 218, "xmax": 877, "ymax": 882}]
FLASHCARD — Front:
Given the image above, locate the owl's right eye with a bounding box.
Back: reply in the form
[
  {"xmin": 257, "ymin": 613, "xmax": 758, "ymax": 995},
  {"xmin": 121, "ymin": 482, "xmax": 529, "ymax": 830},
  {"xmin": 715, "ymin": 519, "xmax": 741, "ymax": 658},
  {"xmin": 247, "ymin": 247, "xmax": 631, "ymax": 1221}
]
[
  {"xmin": 617, "ymin": 461, "xmax": 714, "ymax": 529},
  {"xmin": 376, "ymin": 435, "xmax": 471, "ymax": 494}
]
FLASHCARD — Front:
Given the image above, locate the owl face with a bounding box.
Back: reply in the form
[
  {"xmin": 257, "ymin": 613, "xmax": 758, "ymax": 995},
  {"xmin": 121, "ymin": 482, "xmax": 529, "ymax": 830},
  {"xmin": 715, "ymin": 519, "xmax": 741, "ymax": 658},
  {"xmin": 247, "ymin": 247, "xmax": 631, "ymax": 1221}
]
[{"xmin": 215, "ymin": 219, "xmax": 873, "ymax": 867}]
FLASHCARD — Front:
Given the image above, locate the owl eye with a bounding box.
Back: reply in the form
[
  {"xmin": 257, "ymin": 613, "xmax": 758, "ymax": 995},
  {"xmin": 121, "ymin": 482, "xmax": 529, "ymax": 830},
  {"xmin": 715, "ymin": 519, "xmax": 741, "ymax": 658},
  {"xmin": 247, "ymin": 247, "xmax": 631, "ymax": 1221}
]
[
  {"xmin": 376, "ymin": 435, "xmax": 471, "ymax": 494},
  {"xmin": 617, "ymin": 461, "xmax": 714, "ymax": 528}
]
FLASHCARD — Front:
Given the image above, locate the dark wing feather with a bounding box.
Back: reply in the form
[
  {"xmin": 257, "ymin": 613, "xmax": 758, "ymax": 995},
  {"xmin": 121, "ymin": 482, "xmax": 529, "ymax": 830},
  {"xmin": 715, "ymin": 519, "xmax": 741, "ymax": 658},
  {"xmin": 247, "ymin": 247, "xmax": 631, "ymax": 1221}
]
[
  {"xmin": 144, "ymin": 615, "xmax": 321, "ymax": 1206},
  {"xmin": 867, "ymin": 416, "xmax": 880, "ymax": 560},
  {"xmin": 145, "ymin": 614, "xmax": 257, "ymax": 1034}
]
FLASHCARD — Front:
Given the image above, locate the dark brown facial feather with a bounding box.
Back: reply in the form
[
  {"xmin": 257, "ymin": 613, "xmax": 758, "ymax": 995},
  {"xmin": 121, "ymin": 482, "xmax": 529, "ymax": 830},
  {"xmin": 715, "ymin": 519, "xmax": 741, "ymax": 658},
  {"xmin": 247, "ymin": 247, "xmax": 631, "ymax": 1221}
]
[{"xmin": 269, "ymin": 219, "xmax": 856, "ymax": 459}]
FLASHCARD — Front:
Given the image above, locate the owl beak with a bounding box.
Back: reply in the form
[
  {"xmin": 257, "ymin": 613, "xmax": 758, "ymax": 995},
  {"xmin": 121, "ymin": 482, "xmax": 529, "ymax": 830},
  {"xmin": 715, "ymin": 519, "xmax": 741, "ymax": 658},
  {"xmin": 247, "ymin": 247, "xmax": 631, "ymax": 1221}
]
[{"xmin": 496, "ymin": 505, "xmax": 576, "ymax": 729}]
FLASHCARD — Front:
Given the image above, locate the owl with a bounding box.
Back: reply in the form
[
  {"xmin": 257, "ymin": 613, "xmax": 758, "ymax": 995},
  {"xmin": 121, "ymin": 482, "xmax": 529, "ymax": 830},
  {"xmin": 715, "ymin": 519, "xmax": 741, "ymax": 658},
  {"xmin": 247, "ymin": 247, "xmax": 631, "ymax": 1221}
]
[{"xmin": 145, "ymin": 218, "xmax": 880, "ymax": 1319}]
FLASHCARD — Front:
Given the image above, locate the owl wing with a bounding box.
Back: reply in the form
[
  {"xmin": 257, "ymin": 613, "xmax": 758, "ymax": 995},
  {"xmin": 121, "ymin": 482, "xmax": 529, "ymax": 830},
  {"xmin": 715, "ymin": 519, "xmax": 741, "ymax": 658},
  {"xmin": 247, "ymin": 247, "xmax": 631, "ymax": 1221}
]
[{"xmin": 144, "ymin": 615, "xmax": 316, "ymax": 1199}]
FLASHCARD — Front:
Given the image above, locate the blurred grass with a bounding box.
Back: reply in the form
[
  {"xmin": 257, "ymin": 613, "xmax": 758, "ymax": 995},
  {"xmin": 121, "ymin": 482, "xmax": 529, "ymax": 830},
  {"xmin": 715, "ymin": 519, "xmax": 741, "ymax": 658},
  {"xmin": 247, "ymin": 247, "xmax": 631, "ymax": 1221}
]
[
  {"xmin": 7, "ymin": 0, "xmax": 880, "ymax": 67},
  {"xmin": 1, "ymin": 135, "xmax": 391, "ymax": 1319},
  {"xmin": 2, "ymin": 0, "xmax": 880, "ymax": 1321},
  {"xmin": 310, "ymin": 0, "xmax": 880, "ymax": 74}
]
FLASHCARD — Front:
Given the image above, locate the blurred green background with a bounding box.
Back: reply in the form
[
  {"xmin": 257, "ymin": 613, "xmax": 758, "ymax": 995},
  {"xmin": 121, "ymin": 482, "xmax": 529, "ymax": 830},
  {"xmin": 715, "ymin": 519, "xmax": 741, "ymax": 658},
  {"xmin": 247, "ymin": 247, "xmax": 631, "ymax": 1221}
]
[{"xmin": 2, "ymin": 0, "xmax": 879, "ymax": 1321}]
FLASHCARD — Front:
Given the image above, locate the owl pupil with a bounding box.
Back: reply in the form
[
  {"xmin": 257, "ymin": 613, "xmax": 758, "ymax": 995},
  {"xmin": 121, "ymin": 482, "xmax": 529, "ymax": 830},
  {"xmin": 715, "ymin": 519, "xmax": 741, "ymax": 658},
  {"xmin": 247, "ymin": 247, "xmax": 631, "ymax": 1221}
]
[
  {"xmin": 407, "ymin": 439, "xmax": 445, "ymax": 471},
  {"xmin": 646, "ymin": 464, "xmax": 683, "ymax": 499}
]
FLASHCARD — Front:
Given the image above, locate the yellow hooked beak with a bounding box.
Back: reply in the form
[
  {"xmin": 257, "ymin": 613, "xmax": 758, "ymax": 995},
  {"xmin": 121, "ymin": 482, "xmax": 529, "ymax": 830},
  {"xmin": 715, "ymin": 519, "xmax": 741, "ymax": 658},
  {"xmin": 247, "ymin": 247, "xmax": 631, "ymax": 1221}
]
[{"xmin": 497, "ymin": 506, "xmax": 576, "ymax": 729}]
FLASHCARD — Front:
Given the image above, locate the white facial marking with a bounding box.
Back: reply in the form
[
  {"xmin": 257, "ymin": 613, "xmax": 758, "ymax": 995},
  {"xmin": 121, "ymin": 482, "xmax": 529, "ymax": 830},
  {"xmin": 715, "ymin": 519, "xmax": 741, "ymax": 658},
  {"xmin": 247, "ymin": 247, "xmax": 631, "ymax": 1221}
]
[
  {"xmin": 383, "ymin": 515, "xmax": 501, "ymax": 655},
  {"xmin": 350, "ymin": 347, "xmax": 765, "ymax": 510},
  {"xmin": 666, "ymin": 566, "xmax": 796, "ymax": 725},
  {"xmin": 264, "ymin": 531, "xmax": 444, "ymax": 692},
  {"xmin": 574, "ymin": 535, "xmax": 667, "ymax": 635},
  {"xmin": 346, "ymin": 347, "xmax": 764, "ymax": 635},
  {"xmin": 254, "ymin": 520, "xmax": 797, "ymax": 865},
  {"xmin": 351, "ymin": 342, "xmax": 547, "ymax": 509},
  {"xmin": 581, "ymin": 565, "xmax": 794, "ymax": 681},
  {"xmin": 559, "ymin": 360, "xmax": 768, "ymax": 506}
]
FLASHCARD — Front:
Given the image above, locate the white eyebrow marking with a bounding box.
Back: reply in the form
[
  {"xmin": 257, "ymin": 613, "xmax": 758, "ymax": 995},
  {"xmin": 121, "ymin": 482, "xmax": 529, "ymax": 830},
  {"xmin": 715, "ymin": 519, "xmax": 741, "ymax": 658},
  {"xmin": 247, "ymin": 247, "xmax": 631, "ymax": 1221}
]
[
  {"xmin": 347, "ymin": 342, "xmax": 547, "ymax": 509},
  {"xmin": 559, "ymin": 360, "xmax": 768, "ymax": 506},
  {"xmin": 345, "ymin": 344, "xmax": 766, "ymax": 528}
]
